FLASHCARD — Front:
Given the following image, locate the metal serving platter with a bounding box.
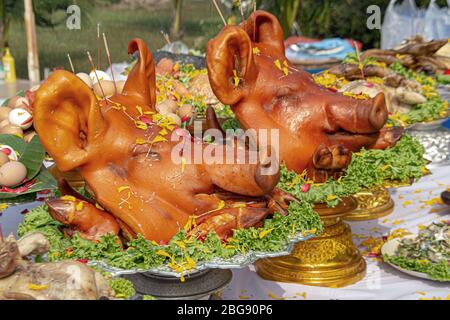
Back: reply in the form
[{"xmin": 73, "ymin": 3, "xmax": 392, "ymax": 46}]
[
  {"xmin": 0, "ymin": 200, "xmax": 316, "ymax": 278},
  {"xmin": 89, "ymin": 231, "xmax": 315, "ymax": 278}
]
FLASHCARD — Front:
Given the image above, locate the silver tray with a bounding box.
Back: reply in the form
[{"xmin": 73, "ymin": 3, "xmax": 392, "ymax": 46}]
[{"xmin": 87, "ymin": 232, "xmax": 315, "ymax": 278}]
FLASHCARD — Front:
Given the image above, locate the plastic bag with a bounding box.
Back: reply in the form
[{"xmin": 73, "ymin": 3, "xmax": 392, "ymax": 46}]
[
  {"xmin": 381, "ymin": 0, "xmax": 426, "ymax": 49},
  {"xmin": 423, "ymin": 0, "xmax": 450, "ymax": 40}
]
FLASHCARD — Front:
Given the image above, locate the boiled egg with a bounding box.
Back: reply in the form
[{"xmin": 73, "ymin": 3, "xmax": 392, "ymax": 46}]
[
  {"xmin": 89, "ymin": 70, "xmax": 111, "ymax": 84},
  {"xmin": 0, "ymin": 161, "xmax": 28, "ymax": 187}
]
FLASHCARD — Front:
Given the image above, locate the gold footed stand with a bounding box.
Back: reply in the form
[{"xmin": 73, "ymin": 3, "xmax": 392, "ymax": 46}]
[
  {"xmin": 344, "ymin": 186, "xmax": 394, "ymax": 221},
  {"xmin": 48, "ymin": 164, "xmax": 85, "ymax": 189},
  {"xmin": 256, "ymin": 197, "xmax": 366, "ymax": 288}
]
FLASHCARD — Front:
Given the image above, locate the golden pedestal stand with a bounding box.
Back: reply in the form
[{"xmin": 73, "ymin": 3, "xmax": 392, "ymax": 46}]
[
  {"xmin": 48, "ymin": 165, "xmax": 85, "ymax": 189},
  {"xmin": 344, "ymin": 186, "xmax": 394, "ymax": 221},
  {"xmin": 255, "ymin": 197, "xmax": 366, "ymax": 288}
]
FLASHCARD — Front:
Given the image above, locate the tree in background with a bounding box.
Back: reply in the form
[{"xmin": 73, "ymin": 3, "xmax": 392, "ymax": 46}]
[
  {"xmin": 171, "ymin": 0, "xmax": 183, "ymax": 40},
  {"xmin": 0, "ymin": 1, "xmax": 22, "ymax": 52},
  {"xmin": 256, "ymin": 0, "xmax": 300, "ymax": 36},
  {"xmin": 0, "ymin": 0, "xmax": 94, "ymax": 54}
]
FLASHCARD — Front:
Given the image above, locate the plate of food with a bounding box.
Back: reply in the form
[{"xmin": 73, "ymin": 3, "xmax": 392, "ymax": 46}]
[
  {"xmin": 16, "ymin": 37, "xmax": 323, "ymax": 279},
  {"xmin": 382, "ymin": 222, "xmax": 450, "ymax": 282}
]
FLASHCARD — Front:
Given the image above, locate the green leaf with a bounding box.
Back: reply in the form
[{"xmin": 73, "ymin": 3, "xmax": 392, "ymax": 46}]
[
  {"xmin": 0, "ymin": 134, "xmax": 26, "ymax": 156},
  {"xmin": 19, "ymin": 135, "xmax": 46, "ymax": 181}
]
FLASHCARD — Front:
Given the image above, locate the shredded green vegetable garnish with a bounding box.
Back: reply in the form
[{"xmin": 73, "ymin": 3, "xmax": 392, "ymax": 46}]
[
  {"xmin": 18, "ymin": 200, "xmax": 322, "ymax": 272},
  {"xmin": 279, "ymin": 135, "xmax": 427, "ymax": 206},
  {"xmin": 383, "ymin": 255, "xmax": 450, "ymax": 282}
]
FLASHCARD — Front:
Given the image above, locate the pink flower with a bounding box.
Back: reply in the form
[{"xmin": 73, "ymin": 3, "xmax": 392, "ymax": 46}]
[
  {"xmin": 138, "ymin": 115, "xmax": 152, "ymax": 125},
  {"xmin": 301, "ymin": 184, "xmax": 310, "ymax": 193}
]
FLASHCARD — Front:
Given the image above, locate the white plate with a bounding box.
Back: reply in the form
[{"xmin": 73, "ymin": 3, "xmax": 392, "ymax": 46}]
[{"xmin": 381, "ymin": 235, "xmax": 449, "ymax": 282}]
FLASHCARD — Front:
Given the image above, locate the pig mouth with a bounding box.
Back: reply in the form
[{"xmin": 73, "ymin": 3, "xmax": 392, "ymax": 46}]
[{"xmin": 326, "ymin": 130, "xmax": 380, "ymax": 151}]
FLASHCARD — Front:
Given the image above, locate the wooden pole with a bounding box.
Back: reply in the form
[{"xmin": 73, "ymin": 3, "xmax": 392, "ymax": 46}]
[{"xmin": 24, "ymin": 0, "xmax": 40, "ymax": 82}]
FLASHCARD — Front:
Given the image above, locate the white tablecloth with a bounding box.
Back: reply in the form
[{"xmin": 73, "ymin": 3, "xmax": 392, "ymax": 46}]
[{"xmin": 222, "ymin": 165, "xmax": 450, "ymax": 300}]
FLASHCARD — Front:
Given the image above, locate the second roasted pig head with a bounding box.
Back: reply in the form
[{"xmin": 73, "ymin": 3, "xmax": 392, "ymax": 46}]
[{"xmin": 207, "ymin": 10, "xmax": 402, "ymax": 181}]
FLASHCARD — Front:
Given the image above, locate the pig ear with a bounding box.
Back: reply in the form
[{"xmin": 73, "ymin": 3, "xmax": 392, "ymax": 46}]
[
  {"xmin": 34, "ymin": 70, "xmax": 107, "ymax": 172},
  {"xmin": 123, "ymin": 38, "xmax": 156, "ymax": 108},
  {"xmin": 206, "ymin": 25, "xmax": 258, "ymax": 105},
  {"xmin": 243, "ymin": 10, "xmax": 285, "ymax": 56}
]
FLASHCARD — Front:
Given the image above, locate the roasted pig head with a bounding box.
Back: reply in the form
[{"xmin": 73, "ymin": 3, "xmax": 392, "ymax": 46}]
[
  {"xmin": 206, "ymin": 11, "xmax": 403, "ymax": 181},
  {"xmin": 33, "ymin": 38, "xmax": 280, "ymax": 244}
]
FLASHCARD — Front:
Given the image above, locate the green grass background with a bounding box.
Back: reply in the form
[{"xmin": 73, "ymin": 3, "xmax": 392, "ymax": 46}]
[{"xmin": 9, "ymin": 1, "xmax": 222, "ymax": 79}]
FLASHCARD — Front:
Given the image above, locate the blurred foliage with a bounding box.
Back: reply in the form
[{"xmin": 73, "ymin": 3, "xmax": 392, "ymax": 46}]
[
  {"xmin": 256, "ymin": 0, "xmax": 300, "ymax": 35},
  {"xmin": 258, "ymin": 0, "xmax": 449, "ymax": 48},
  {"xmin": 1, "ymin": 0, "xmax": 94, "ymax": 52},
  {"xmin": 32, "ymin": 0, "xmax": 94, "ymax": 27}
]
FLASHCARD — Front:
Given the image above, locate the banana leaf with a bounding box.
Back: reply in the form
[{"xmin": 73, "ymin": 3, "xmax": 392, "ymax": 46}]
[
  {"xmin": 0, "ymin": 134, "xmax": 56, "ymax": 200},
  {"xmin": 0, "ymin": 168, "xmax": 57, "ymax": 200},
  {"xmin": 19, "ymin": 135, "xmax": 46, "ymax": 181}
]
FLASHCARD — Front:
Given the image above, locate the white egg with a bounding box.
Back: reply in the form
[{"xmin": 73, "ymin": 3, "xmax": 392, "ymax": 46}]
[
  {"xmin": 0, "ymin": 145, "xmax": 18, "ymax": 161},
  {"xmin": 8, "ymin": 108, "xmax": 33, "ymax": 130},
  {"xmin": 89, "ymin": 70, "xmax": 111, "ymax": 84},
  {"xmin": 76, "ymin": 72, "xmax": 93, "ymax": 88}
]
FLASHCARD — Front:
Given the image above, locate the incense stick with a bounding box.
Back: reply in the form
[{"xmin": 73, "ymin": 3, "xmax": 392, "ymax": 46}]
[
  {"xmin": 87, "ymin": 51, "xmax": 106, "ymax": 99},
  {"xmin": 239, "ymin": 2, "xmax": 245, "ymax": 24},
  {"xmin": 97, "ymin": 23, "xmax": 101, "ymax": 70},
  {"xmin": 160, "ymin": 30, "xmax": 171, "ymax": 45},
  {"xmin": 102, "ymin": 33, "xmax": 117, "ymax": 94},
  {"xmin": 353, "ymin": 40, "xmax": 365, "ymax": 80},
  {"xmin": 67, "ymin": 53, "xmax": 75, "ymax": 73},
  {"xmin": 253, "ymin": 1, "xmax": 257, "ymax": 41},
  {"xmin": 212, "ymin": 0, "xmax": 227, "ymax": 26}
]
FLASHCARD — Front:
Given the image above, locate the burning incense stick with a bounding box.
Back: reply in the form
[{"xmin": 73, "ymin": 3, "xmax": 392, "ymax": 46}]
[
  {"xmin": 67, "ymin": 53, "xmax": 75, "ymax": 73},
  {"xmin": 87, "ymin": 51, "xmax": 106, "ymax": 99},
  {"xmin": 212, "ymin": 0, "xmax": 227, "ymax": 26},
  {"xmin": 102, "ymin": 33, "xmax": 117, "ymax": 94}
]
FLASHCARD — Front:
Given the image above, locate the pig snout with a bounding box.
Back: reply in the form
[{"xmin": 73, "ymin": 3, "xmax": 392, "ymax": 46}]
[
  {"xmin": 328, "ymin": 92, "xmax": 388, "ymax": 134},
  {"xmin": 368, "ymin": 93, "xmax": 388, "ymax": 131}
]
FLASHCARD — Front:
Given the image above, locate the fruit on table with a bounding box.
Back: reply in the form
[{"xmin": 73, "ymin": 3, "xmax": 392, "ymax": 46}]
[{"xmin": 0, "ymin": 161, "xmax": 27, "ymax": 187}]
